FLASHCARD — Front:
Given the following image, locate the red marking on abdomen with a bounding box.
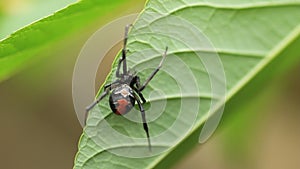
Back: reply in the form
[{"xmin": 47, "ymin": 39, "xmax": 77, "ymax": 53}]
[{"xmin": 116, "ymin": 99, "xmax": 129, "ymax": 115}]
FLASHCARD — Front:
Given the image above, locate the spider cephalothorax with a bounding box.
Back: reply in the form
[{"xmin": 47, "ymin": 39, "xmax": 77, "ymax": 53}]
[{"xmin": 85, "ymin": 24, "xmax": 168, "ymax": 151}]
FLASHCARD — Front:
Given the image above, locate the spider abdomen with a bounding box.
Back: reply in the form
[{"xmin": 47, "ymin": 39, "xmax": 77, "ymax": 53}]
[{"xmin": 109, "ymin": 84, "xmax": 135, "ymax": 115}]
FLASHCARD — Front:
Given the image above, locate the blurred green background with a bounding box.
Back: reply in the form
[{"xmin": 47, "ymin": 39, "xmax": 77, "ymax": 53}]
[{"xmin": 0, "ymin": 0, "xmax": 299, "ymax": 169}]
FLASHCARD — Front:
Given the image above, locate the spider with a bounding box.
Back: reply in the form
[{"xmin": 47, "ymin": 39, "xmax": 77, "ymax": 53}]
[{"xmin": 85, "ymin": 24, "xmax": 168, "ymax": 151}]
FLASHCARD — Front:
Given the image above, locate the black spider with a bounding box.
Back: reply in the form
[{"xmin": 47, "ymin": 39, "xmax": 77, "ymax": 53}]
[{"xmin": 85, "ymin": 24, "xmax": 168, "ymax": 151}]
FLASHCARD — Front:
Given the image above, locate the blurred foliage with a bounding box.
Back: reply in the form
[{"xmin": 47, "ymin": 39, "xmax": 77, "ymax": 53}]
[
  {"xmin": 0, "ymin": 0, "xmax": 139, "ymax": 82},
  {"xmin": 0, "ymin": 0, "xmax": 77, "ymax": 39}
]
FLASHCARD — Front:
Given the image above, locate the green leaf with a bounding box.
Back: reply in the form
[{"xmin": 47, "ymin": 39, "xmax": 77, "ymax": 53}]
[
  {"xmin": 0, "ymin": 0, "xmax": 133, "ymax": 83},
  {"xmin": 75, "ymin": 0, "xmax": 300, "ymax": 168},
  {"xmin": 0, "ymin": 0, "xmax": 77, "ymax": 39}
]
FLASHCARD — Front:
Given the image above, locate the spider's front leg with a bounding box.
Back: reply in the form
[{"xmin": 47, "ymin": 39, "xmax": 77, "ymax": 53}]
[
  {"xmin": 116, "ymin": 24, "xmax": 133, "ymax": 77},
  {"xmin": 139, "ymin": 47, "xmax": 168, "ymax": 92}
]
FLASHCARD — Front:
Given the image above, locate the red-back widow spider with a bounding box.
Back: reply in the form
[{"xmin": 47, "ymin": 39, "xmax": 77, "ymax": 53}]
[{"xmin": 85, "ymin": 24, "xmax": 168, "ymax": 151}]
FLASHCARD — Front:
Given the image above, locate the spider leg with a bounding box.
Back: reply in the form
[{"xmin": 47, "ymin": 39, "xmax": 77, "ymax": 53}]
[
  {"xmin": 116, "ymin": 58, "xmax": 123, "ymax": 77},
  {"xmin": 84, "ymin": 82, "xmax": 117, "ymax": 125},
  {"xmin": 134, "ymin": 94, "xmax": 151, "ymax": 151},
  {"xmin": 139, "ymin": 47, "xmax": 168, "ymax": 91},
  {"xmin": 133, "ymin": 87, "xmax": 146, "ymax": 104},
  {"xmin": 84, "ymin": 89, "xmax": 109, "ymax": 125},
  {"xmin": 131, "ymin": 76, "xmax": 146, "ymax": 103},
  {"xmin": 122, "ymin": 24, "xmax": 133, "ymax": 75},
  {"xmin": 116, "ymin": 24, "xmax": 133, "ymax": 77},
  {"xmin": 138, "ymin": 92, "xmax": 146, "ymax": 104}
]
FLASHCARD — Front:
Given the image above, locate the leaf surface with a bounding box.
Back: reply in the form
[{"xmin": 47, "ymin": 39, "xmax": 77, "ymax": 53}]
[{"xmin": 75, "ymin": 0, "xmax": 300, "ymax": 168}]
